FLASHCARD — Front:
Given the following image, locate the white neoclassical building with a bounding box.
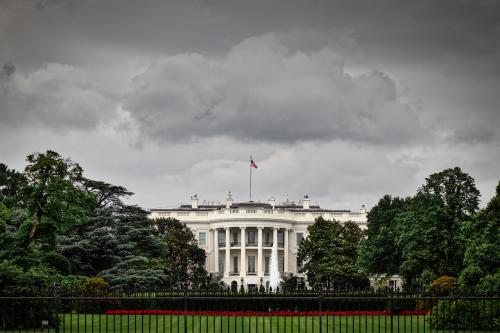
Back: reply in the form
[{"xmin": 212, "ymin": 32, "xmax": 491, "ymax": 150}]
[{"xmin": 149, "ymin": 194, "xmax": 368, "ymax": 291}]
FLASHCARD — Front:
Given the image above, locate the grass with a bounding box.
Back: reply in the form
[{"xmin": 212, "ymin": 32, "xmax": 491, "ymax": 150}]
[{"xmin": 1, "ymin": 314, "xmax": 484, "ymax": 333}]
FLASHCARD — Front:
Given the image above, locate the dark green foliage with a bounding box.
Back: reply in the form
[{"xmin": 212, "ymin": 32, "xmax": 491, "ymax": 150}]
[
  {"xmin": 0, "ymin": 163, "xmax": 26, "ymax": 208},
  {"xmin": 419, "ymin": 166, "xmax": 480, "ymax": 219},
  {"xmin": 358, "ymin": 195, "xmax": 407, "ymax": 275},
  {"xmin": 44, "ymin": 251, "xmax": 71, "ymax": 275},
  {"xmin": 21, "ymin": 150, "xmax": 96, "ymax": 248},
  {"xmin": 429, "ymin": 299, "xmax": 500, "ymax": 329},
  {"xmin": 359, "ymin": 167, "xmax": 487, "ymax": 288},
  {"xmin": 298, "ymin": 217, "xmax": 369, "ymax": 289},
  {"xmin": 154, "ymin": 218, "xmax": 207, "ymax": 288},
  {"xmin": 396, "ymin": 193, "xmax": 465, "ymax": 285},
  {"xmin": 460, "ymin": 181, "xmax": 500, "ymax": 290},
  {"xmin": 0, "ymin": 150, "xmax": 207, "ymax": 293}
]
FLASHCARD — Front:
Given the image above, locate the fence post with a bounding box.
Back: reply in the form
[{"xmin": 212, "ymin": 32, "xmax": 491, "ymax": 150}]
[
  {"xmin": 319, "ymin": 291, "xmax": 323, "ymax": 333},
  {"xmin": 454, "ymin": 295, "xmax": 459, "ymax": 333},
  {"xmin": 53, "ymin": 283, "xmax": 60, "ymax": 333},
  {"xmin": 184, "ymin": 290, "xmax": 188, "ymax": 333}
]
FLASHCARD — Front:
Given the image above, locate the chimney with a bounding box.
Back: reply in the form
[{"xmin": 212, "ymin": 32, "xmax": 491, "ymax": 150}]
[
  {"xmin": 303, "ymin": 195, "xmax": 310, "ymax": 210},
  {"xmin": 360, "ymin": 204, "xmax": 366, "ymax": 213},
  {"xmin": 268, "ymin": 197, "xmax": 275, "ymax": 209},
  {"xmin": 191, "ymin": 195, "xmax": 198, "ymax": 209},
  {"xmin": 226, "ymin": 191, "xmax": 233, "ymax": 208}
]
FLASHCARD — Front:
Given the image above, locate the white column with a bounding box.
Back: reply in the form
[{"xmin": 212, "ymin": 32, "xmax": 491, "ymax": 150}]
[
  {"xmin": 214, "ymin": 228, "xmax": 219, "ymax": 273},
  {"xmin": 225, "ymin": 227, "xmax": 230, "ymax": 277},
  {"xmin": 257, "ymin": 227, "xmax": 263, "ymax": 276},
  {"xmin": 240, "ymin": 227, "xmax": 246, "ymax": 276},
  {"xmin": 273, "ymin": 227, "xmax": 278, "ymax": 247},
  {"xmin": 284, "ymin": 228, "xmax": 289, "ymax": 273}
]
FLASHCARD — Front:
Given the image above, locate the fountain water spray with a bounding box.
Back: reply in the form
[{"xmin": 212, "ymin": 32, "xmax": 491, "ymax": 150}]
[{"xmin": 269, "ymin": 239, "xmax": 282, "ymax": 292}]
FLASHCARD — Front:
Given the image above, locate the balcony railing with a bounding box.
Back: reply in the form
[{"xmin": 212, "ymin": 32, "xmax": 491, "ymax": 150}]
[
  {"xmin": 263, "ymin": 242, "xmax": 273, "ymax": 247},
  {"xmin": 278, "ymin": 242, "xmax": 284, "ymax": 247},
  {"xmin": 246, "ymin": 241, "xmax": 257, "ymax": 246},
  {"xmin": 229, "ymin": 271, "xmax": 239, "ymax": 276},
  {"xmin": 230, "ymin": 241, "xmax": 241, "ymax": 246},
  {"xmin": 218, "ymin": 242, "xmax": 226, "ymax": 247},
  {"xmin": 247, "ymin": 271, "xmax": 257, "ymax": 275}
]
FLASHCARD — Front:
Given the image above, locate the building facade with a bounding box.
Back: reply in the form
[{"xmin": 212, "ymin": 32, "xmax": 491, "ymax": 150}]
[{"xmin": 149, "ymin": 194, "xmax": 368, "ymax": 291}]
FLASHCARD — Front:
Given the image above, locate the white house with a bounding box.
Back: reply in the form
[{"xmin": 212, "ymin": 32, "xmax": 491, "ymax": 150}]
[{"xmin": 149, "ymin": 194, "xmax": 368, "ymax": 291}]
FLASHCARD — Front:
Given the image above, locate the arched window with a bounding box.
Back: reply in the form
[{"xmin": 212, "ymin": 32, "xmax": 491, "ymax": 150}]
[{"xmin": 230, "ymin": 281, "xmax": 238, "ymax": 292}]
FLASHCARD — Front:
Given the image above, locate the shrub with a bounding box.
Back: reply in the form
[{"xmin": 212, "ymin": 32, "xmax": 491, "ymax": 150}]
[
  {"xmin": 429, "ymin": 299, "xmax": 500, "ymax": 329},
  {"xmin": 430, "ymin": 276, "xmax": 457, "ymax": 296},
  {"xmin": 78, "ymin": 277, "xmax": 118, "ymax": 314},
  {"xmin": 477, "ymin": 272, "xmax": 500, "ymax": 295},
  {"xmin": 79, "ymin": 277, "xmax": 109, "ymax": 295}
]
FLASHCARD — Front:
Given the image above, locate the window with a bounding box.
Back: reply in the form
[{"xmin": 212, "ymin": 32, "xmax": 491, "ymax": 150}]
[
  {"xmin": 233, "ymin": 256, "xmax": 239, "ymax": 273},
  {"xmin": 248, "ymin": 256, "xmax": 255, "ymax": 273},
  {"xmin": 296, "ymin": 233, "xmax": 304, "ymax": 246},
  {"xmin": 198, "ymin": 232, "xmax": 206, "ymax": 246},
  {"xmin": 278, "ymin": 231, "xmax": 284, "ymax": 245},
  {"xmin": 264, "ymin": 256, "xmax": 270, "ymax": 274},
  {"xmin": 218, "ymin": 232, "xmax": 226, "ymax": 246},
  {"xmin": 278, "ymin": 256, "xmax": 284, "ymax": 272},
  {"xmin": 265, "ymin": 232, "xmax": 271, "ymax": 245},
  {"xmin": 297, "ymin": 257, "xmax": 302, "ymax": 270},
  {"xmin": 247, "ymin": 230, "xmax": 256, "ymax": 245},
  {"xmin": 218, "ymin": 255, "xmax": 225, "ymax": 273},
  {"xmin": 246, "ymin": 209, "xmax": 256, "ymax": 213},
  {"xmin": 389, "ymin": 280, "xmax": 397, "ymax": 291}
]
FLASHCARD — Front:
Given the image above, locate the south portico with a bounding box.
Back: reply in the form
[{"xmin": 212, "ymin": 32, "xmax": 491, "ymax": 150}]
[{"xmin": 211, "ymin": 224, "xmax": 292, "ymax": 290}]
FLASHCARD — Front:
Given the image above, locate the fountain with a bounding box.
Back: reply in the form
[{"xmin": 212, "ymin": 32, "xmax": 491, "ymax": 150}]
[{"xmin": 268, "ymin": 239, "xmax": 282, "ymax": 292}]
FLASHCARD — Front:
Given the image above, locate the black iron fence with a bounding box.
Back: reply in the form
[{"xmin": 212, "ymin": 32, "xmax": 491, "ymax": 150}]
[{"xmin": 1, "ymin": 290, "xmax": 498, "ymax": 332}]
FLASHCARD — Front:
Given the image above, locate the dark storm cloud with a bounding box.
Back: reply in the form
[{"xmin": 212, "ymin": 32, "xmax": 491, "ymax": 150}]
[{"xmin": 124, "ymin": 33, "xmax": 426, "ymax": 144}]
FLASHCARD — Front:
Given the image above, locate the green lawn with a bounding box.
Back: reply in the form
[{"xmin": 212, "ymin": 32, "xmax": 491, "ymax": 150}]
[{"xmin": 1, "ymin": 314, "xmax": 483, "ymax": 332}]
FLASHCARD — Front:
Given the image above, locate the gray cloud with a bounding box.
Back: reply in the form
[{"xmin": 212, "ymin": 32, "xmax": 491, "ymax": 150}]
[
  {"xmin": 124, "ymin": 33, "xmax": 427, "ymax": 144},
  {"xmin": 0, "ymin": 62, "xmax": 116, "ymax": 130}
]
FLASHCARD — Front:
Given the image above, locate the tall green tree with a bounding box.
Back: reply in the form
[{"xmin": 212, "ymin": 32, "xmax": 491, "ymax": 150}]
[
  {"xmin": 298, "ymin": 217, "xmax": 368, "ymax": 289},
  {"xmin": 459, "ymin": 181, "xmax": 500, "ymax": 290},
  {"xmin": 358, "ymin": 195, "xmax": 407, "ymax": 275},
  {"xmin": 395, "ymin": 193, "xmax": 464, "ymax": 285}
]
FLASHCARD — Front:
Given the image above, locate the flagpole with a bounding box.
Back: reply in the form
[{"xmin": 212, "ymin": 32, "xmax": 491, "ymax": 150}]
[{"xmin": 249, "ymin": 155, "xmax": 252, "ymax": 202}]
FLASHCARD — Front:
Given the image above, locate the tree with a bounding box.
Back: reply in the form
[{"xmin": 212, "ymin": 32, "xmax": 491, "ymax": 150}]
[
  {"xmin": 21, "ymin": 150, "xmax": 96, "ymax": 248},
  {"xmin": 154, "ymin": 218, "xmax": 207, "ymax": 288},
  {"xmin": 298, "ymin": 217, "xmax": 368, "ymax": 289},
  {"xmin": 419, "ymin": 167, "xmax": 480, "ymax": 220},
  {"xmin": 59, "ymin": 182, "xmax": 168, "ymax": 287},
  {"xmin": 395, "ymin": 193, "xmax": 465, "ymax": 285},
  {"xmin": 459, "ymin": 181, "xmax": 500, "ymax": 290},
  {"xmin": 358, "ymin": 195, "xmax": 407, "ymax": 275},
  {"xmin": 0, "ymin": 163, "xmax": 25, "ymax": 208}
]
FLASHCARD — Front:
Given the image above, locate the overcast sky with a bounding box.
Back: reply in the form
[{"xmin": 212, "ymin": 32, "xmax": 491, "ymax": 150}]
[{"xmin": 1, "ymin": 0, "xmax": 499, "ymax": 210}]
